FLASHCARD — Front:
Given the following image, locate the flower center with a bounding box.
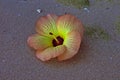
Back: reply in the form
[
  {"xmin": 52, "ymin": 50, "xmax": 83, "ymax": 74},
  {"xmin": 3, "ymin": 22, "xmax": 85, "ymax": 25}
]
[
  {"xmin": 49, "ymin": 32, "xmax": 64, "ymax": 47},
  {"xmin": 52, "ymin": 36, "xmax": 64, "ymax": 47}
]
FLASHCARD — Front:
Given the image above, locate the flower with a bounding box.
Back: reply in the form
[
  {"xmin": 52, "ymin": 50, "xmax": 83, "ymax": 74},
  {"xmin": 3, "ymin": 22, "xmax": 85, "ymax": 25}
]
[{"xmin": 27, "ymin": 14, "xmax": 84, "ymax": 61}]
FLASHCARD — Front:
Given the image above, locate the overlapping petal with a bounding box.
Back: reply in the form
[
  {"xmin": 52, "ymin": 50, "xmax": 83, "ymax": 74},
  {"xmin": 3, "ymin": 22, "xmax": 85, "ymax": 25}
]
[
  {"xmin": 58, "ymin": 31, "xmax": 81, "ymax": 61},
  {"xmin": 56, "ymin": 14, "xmax": 84, "ymax": 38},
  {"xmin": 27, "ymin": 34, "xmax": 52, "ymax": 50},
  {"xmin": 36, "ymin": 45, "xmax": 66, "ymax": 61},
  {"xmin": 36, "ymin": 14, "xmax": 59, "ymax": 37}
]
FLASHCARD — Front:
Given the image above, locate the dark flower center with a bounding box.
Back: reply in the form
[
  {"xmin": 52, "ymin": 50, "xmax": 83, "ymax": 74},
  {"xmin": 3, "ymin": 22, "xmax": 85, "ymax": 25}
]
[
  {"xmin": 52, "ymin": 36, "xmax": 64, "ymax": 47},
  {"xmin": 49, "ymin": 32, "xmax": 64, "ymax": 47}
]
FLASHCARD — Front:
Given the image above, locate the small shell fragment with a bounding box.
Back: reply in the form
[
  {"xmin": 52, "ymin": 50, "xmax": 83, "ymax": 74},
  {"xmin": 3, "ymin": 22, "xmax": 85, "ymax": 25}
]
[{"xmin": 37, "ymin": 9, "xmax": 42, "ymax": 13}]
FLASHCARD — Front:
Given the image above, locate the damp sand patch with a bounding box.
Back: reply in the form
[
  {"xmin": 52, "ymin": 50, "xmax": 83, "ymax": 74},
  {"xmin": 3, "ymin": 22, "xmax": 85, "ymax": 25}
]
[
  {"xmin": 56, "ymin": 0, "xmax": 90, "ymax": 9},
  {"xmin": 85, "ymin": 25, "xmax": 110, "ymax": 40},
  {"xmin": 115, "ymin": 21, "xmax": 120, "ymax": 34}
]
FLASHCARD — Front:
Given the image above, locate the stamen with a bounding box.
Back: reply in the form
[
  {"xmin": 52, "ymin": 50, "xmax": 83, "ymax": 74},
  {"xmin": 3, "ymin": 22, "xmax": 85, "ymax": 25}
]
[{"xmin": 49, "ymin": 32, "xmax": 59, "ymax": 44}]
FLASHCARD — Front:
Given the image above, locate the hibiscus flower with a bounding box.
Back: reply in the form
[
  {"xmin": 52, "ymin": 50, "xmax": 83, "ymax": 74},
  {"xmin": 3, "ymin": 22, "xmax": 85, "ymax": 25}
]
[{"xmin": 27, "ymin": 14, "xmax": 84, "ymax": 61}]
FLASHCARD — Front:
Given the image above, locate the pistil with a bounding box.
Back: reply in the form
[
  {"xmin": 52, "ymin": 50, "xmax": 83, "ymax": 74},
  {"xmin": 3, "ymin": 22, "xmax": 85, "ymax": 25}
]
[{"xmin": 49, "ymin": 32, "xmax": 59, "ymax": 44}]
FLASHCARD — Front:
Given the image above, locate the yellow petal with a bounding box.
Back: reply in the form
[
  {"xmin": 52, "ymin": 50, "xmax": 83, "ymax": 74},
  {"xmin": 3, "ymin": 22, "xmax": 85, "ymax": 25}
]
[
  {"xmin": 56, "ymin": 14, "xmax": 84, "ymax": 38},
  {"xmin": 36, "ymin": 14, "xmax": 58, "ymax": 37},
  {"xmin": 36, "ymin": 45, "xmax": 66, "ymax": 61},
  {"xmin": 58, "ymin": 31, "xmax": 81, "ymax": 61},
  {"xmin": 27, "ymin": 34, "xmax": 52, "ymax": 50}
]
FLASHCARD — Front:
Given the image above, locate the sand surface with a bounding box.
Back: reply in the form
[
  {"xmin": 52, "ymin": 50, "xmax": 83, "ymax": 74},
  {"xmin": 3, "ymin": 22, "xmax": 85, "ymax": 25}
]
[{"xmin": 0, "ymin": 0, "xmax": 120, "ymax": 80}]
